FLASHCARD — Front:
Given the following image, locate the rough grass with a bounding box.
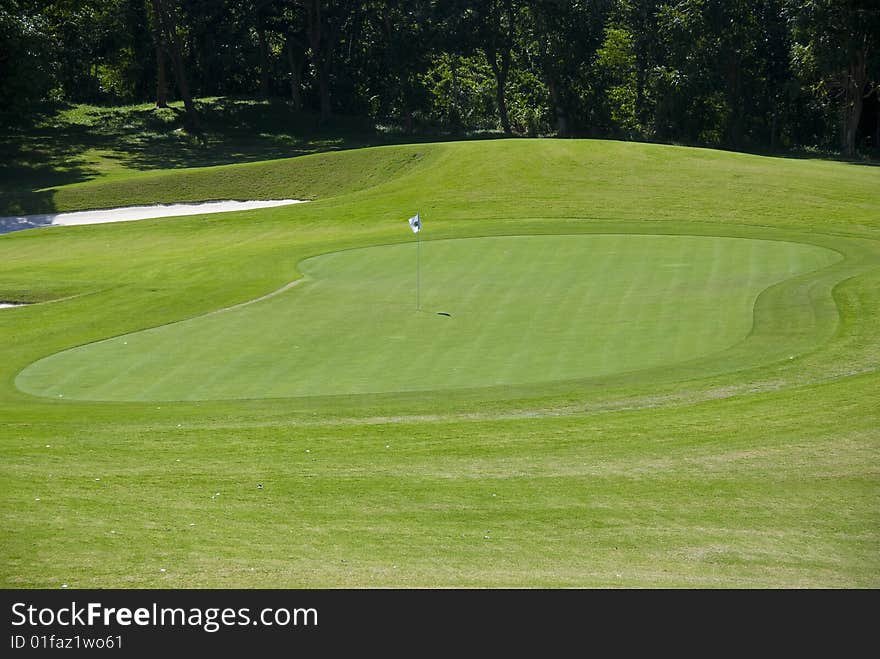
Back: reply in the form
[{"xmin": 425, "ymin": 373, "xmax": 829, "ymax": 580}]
[{"xmin": 0, "ymin": 136, "xmax": 878, "ymax": 588}]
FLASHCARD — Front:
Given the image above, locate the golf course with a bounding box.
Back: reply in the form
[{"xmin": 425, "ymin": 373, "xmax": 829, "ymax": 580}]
[{"xmin": 1, "ymin": 136, "xmax": 878, "ymax": 588}]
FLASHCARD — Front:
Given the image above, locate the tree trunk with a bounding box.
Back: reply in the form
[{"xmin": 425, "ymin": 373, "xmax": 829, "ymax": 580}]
[
  {"xmin": 842, "ymin": 48, "xmax": 867, "ymax": 158},
  {"xmin": 633, "ymin": 2, "xmax": 649, "ymax": 131},
  {"xmin": 257, "ymin": 13, "xmax": 270, "ymax": 99},
  {"xmin": 155, "ymin": 43, "xmax": 168, "ymax": 108},
  {"xmin": 635, "ymin": 59, "xmax": 646, "ymax": 130},
  {"xmin": 495, "ymin": 69, "xmax": 511, "ymax": 135},
  {"xmin": 875, "ymin": 93, "xmax": 880, "ymax": 150},
  {"xmin": 492, "ymin": 63, "xmax": 511, "ymax": 134},
  {"xmin": 317, "ymin": 66, "xmax": 331, "ymax": 121},
  {"xmin": 202, "ymin": 30, "xmax": 217, "ymax": 95},
  {"xmin": 487, "ymin": 46, "xmax": 511, "ymax": 135},
  {"xmin": 306, "ymin": 0, "xmax": 332, "ymax": 122},
  {"xmin": 725, "ymin": 50, "xmax": 743, "ymax": 150},
  {"xmin": 450, "ymin": 57, "xmax": 461, "ymax": 130},
  {"xmin": 285, "ymin": 39, "xmax": 304, "ymax": 110},
  {"xmin": 769, "ymin": 110, "xmax": 778, "ymax": 150},
  {"xmin": 482, "ymin": 0, "xmax": 513, "ymax": 135},
  {"xmin": 151, "ymin": 0, "xmax": 200, "ymax": 133},
  {"xmin": 549, "ymin": 80, "xmax": 567, "ymax": 136},
  {"xmin": 381, "ymin": 10, "xmax": 403, "ymax": 128}
]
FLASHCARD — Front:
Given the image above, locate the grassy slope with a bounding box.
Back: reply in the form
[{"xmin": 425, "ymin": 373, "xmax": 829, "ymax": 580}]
[
  {"xmin": 0, "ymin": 98, "xmax": 384, "ymax": 215},
  {"xmin": 44, "ymin": 145, "xmax": 431, "ymax": 212},
  {"xmin": 0, "ymin": 138, "xmax": 878, "ymax": 587}
]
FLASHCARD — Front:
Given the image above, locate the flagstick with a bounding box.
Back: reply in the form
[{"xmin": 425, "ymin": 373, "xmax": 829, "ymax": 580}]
[{"xmin": 416, "ymin": 214, "xmax": 421, "ymax": 311}]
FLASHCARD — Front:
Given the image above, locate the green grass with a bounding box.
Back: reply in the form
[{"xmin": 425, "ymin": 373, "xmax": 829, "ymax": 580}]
[
  {"xmin": 0, "ymin": 136, "xmax": 878, "ymax": 587},
  {"xmin": 16, "ymin": 234, "xmax": 840, "ymax": 400},
  {"xmin": 0, "ymin": 97, "xmax": 464, "ymax": 216}
]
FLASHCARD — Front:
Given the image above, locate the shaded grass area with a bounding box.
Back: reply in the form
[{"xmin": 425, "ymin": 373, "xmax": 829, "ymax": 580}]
[
  {"xmin": 38, "ymin": 145, "xmax": 430, "ymax": 214},
  {"xmin": 0, "ymin": 98, "xmax": 389, "ymax": 215},
  {"xmin": 0, "ymin": 138, "xmax": 878, "ymax": 587}
]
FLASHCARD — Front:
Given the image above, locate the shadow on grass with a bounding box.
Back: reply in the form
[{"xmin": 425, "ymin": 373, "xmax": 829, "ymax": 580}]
[
  {"xmin": 844, "ymin": 158, "xmax": 880, "ymax": 167},
  {"xmin": 0, "ymin": 97, "xmax": 514, "ymax": 216},
  {"xmin": 0, "ymin": 211, "xmax": 57, "ymax": 234},
  {"xmin": 11, "ymin": 97, "xmax": 869, "ymax": 218},
  {"xmin": 0, "ymin": 98, "xmax": 390, "ymax": 215}
]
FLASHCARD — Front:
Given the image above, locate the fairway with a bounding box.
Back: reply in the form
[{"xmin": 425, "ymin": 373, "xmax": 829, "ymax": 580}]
[{"xmin": 15, "ymin": 234, "xmax": 838, "ymax": 401}]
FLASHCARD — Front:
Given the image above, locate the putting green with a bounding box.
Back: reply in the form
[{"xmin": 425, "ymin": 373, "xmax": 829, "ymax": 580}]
[{"xmin": 16, "ymin": 233, "xmax": 839, "ymax": 401}]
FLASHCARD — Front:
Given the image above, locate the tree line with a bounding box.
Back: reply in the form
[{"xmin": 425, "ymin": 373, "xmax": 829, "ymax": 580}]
[{"xmin": 2, "ymin": 1, "xmax": 879, "ymax": 156}]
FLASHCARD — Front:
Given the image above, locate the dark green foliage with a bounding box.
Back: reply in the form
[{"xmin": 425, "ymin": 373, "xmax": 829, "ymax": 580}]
[
  {"xmin": 2, "ymin": 0, "xmax": 879, "ymax": 156},
  {"xmin": 0, "ymin": 4, "xmax": 59, "ymax": 113},
  {"xmin": 788, "ymin": 0, "xmax": 880, "ymax": 155}
]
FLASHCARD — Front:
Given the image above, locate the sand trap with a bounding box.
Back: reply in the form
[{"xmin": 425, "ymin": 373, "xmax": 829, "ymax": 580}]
[
  {"xmin": 0, "ymin": 199, "xmax": 308, "ymax": 234},
  {"xmin": 0, "ymin": 302, "xmax": 28, "ymax": 309}
]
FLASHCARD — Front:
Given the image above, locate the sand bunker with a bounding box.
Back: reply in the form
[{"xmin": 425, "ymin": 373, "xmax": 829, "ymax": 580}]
[
  {"xmin": 0, "ymin": 199, "xmax": 308, "ymax": 234},
  {"xmin": 0, "ymin": 302, "xmax": 28, "ymax": 309}
]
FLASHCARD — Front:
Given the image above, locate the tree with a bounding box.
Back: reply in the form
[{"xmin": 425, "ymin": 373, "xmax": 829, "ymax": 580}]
[
  {"xmin": 150, "ymin": 0, "xmax": 200, "ymax": 131},
  {"xmin": 757, "ymin": 0, "xmax": 793, "ymax": 148},
  {"xmin": 151, "ymin": 6, "xmax": 169, "ymax": 107},
  {"xmin": 358, "ymin": 0, "xmax": 433, "ymax": 131},
  {"xmin": 476, "ymin": 0, "xmax": 518, "ymax": 134},
  {"xmin": 789, "ymin": 0, "xmax": 880, "ymax": 156},
  {"xmin": 302, "ymin": 0, "xmax": 347, "ymax": 121},
  {"xmin": 0, "ymin": 3, "xmax": 59, "ymax": 114},
  {"xmin": 593, "ymin": 23, "xmax": 640, "ymax": 136},
  {"xmin": 6, "ymin": 0, "xmax": 879, "ymax": 157},
  {"xmin": 281, "ymin": 2, "xmax": 309, "ymax": 109},
  {"xmin": 523, "ymin": 0, "xmax": 612, "ymax": 136}
]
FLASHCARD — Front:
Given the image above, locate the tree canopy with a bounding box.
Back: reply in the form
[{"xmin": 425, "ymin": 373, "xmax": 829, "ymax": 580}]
[{"xmin": 2, "ymin": 0, "xmax": 878, "ymax": 156}]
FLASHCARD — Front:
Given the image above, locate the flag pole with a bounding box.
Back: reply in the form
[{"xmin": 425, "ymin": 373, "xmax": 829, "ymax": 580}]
[{"xmin": 416, "ymin": 212, "xmax": 421, "ymax": 311}]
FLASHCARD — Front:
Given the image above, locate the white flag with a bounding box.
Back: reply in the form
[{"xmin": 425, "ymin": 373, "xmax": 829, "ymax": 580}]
[{"xmin": 408, "ymin": 213, "xmax": 421, "ymax": 233}]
